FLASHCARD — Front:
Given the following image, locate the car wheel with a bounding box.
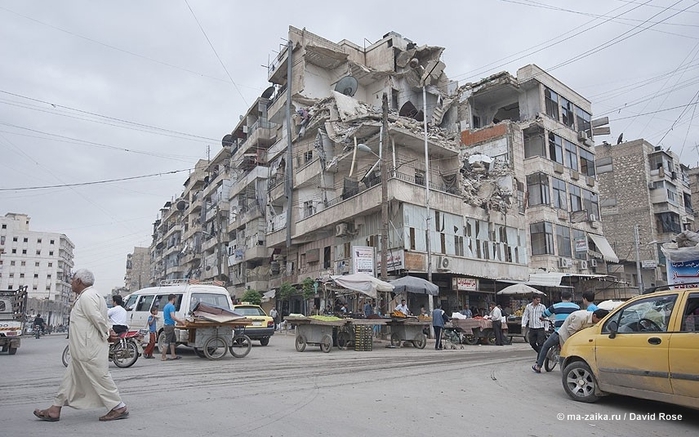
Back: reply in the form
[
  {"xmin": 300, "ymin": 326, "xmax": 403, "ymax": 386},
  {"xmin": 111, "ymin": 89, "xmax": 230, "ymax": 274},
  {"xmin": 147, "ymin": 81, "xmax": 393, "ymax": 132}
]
[
  {"xmin": 259, "ymin": 337, "xmax": 270, "ymax": 346},
  {"xmin": 562, "ymin": 361, "xmax": 600, "ymax": 403}
]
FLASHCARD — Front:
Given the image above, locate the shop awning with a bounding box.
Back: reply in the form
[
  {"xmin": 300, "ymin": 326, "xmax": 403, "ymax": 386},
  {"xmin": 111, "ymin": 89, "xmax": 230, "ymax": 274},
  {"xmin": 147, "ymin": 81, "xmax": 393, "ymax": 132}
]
[
  {"xmin": 527, "ymin": 273, "xmax": 570, "ymax": 288},
  {"xmin": 261, "ymin": 290, "xmax": 276, "ymax": 302},
  {"xmin": 331, "ymin": 273, "xmax": 394, "ymax": 299},
  {"xmin": 588, "ymin": 234, "xmax": 619, "ymax": 263}
]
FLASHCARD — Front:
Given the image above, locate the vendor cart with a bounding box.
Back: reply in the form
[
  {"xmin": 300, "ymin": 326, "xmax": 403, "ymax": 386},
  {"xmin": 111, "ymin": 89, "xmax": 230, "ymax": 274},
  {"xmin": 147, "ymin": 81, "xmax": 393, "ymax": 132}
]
[
  {"xmin": 180, "ymin": 319, "xmax": 252, "ymax": 359},
  {"xmin": 449, "ymin": 318, "xmax": 510, "ymax": 345},
  {"xmin": 287, "ymin": 317, "xmax": 347, "ymax": 353},
  {"xmin": 386, "ymin": 318, "xmax": 429, "ymax": 349}
]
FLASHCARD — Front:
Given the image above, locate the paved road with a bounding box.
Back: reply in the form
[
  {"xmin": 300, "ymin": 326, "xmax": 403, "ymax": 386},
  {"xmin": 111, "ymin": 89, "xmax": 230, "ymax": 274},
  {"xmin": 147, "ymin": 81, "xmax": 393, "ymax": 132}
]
[{"xmin": 1, "ymin": 332, "xmax": 696, "ymax": 437}]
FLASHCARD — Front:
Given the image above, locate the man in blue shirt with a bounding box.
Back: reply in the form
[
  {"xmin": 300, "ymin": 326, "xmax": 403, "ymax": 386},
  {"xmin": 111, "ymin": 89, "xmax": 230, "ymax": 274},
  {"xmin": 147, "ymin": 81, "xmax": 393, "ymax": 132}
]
[
  {"xmin": 161, "ymin": 294, "xmax": 184, "ymax": 361},
  {"xmin": 532, "ymin": 290, "xmax": 579, "ymax": 373},
  {"xmin": 582, "ymin": 291, "xmax": 598, "ymax": 311}
]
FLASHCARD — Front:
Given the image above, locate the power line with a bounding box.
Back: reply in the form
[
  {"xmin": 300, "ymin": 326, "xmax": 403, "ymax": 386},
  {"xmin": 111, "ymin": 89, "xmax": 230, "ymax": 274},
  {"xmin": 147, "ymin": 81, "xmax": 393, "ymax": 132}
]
[
  {"xmin": 0, "ymin": 168, "xmax": 192, "ymax": 192},
  {"xmin": 184, "ymin": 0, "xmax": 248, "ymax": 108}
]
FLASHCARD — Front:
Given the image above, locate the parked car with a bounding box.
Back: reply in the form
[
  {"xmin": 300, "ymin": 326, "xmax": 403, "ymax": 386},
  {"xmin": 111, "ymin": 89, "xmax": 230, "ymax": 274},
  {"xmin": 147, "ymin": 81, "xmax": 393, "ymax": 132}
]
[
  {"xmin": 231, "ymin": 303, "xmax": 274, "ymax": 346},
  {"xmin": 560, "ymin": 286, "xmax": 699, "ymax": 410}
]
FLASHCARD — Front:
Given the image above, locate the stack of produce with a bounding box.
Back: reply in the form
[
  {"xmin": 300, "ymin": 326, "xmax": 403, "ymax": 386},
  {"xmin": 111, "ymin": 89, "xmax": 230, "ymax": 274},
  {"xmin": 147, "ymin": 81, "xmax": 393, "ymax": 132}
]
[{"xmin": 354, "ymin": 325, "xmax": 372, "ymax": 351}]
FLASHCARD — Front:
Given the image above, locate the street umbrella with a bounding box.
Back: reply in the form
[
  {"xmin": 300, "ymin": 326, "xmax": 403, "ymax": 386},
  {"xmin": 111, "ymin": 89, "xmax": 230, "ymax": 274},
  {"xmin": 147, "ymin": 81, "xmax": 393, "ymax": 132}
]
[
  {"xmin": 389, "ymin": 275, "xmax": 439, "ymax": 296},
  {"xmin": 496, "ymin": 283, "xmax": 546, "ymax": 296}
]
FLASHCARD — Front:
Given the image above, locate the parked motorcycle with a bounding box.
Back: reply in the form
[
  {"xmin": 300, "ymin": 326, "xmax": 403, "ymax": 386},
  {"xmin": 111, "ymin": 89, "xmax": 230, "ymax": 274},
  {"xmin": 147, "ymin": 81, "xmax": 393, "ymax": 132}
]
[{"xmin": 62, "ymin": 330, "xmax": 142, "ymax": 368}]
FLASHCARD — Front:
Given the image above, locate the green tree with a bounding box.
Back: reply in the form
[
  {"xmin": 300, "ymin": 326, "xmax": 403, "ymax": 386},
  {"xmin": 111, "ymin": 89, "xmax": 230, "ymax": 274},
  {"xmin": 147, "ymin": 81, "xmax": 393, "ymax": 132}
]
[
  {"xmin": 301, "ymin": 277, "xmax": 316, "ymax": 300},
  {"xmin": 279, "ymin": 282, "xmax": 296, "ymax": 301},
  {"xmin": 241, "ymin": 289, "xmax": 262, "ymax": 305}
]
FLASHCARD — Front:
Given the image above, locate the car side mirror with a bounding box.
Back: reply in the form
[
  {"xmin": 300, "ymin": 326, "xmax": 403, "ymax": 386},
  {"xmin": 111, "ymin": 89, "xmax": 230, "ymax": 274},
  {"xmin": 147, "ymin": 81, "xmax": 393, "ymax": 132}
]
[{"xmin": 608, "ymin": 320, "xmax": 618, "ymax": 339}]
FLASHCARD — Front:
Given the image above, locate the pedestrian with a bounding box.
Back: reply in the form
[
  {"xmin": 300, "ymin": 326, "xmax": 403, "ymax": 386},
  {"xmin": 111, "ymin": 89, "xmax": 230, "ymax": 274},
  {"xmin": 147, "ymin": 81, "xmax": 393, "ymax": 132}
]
[
  {"xmin": 363, "ymin": 299, "xmax": 374, "ymax": 317},
  {"xmin": 161, "ymin": 293, "xmax": 184, "ymax": 361},
  {"xmin": 432, "ymin": 304, "xmax": 447, "ymax": 350},
  {"xmin": 582, "ymin": 291, "xmax": 597, "ymax": 311},
  {"xmin": 521, "ymin": 295, "xmax": 547, "ymax": 353},
  {"xmin": 270, "ymin": 307, "xmax": 279, "ymax": 330},
  {"xmin": 143, "ymin": 306, "xmax": 159, "ymax": 359},
  {"xmin": 489, "ymin": 302, "xmax": 504, "ymax": 346},
  {"xmin": 33, "ymin": 269, "xmax": 129, "ymax": 422},
  {"xmin": 459, "ymin": 305, "xmax": 473, "ymax": 318},
  {"xmin": 395, "ymin": 299, "xmax": 410, "ymax": 316}
]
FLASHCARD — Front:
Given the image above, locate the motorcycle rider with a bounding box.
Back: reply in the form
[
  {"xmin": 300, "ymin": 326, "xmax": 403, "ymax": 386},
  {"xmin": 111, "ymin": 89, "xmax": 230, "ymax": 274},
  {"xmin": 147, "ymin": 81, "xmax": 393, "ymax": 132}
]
[
  {"xmin": 108, "ymin": 295, "xmax": 129, "ymax": 334},
  {"xmin": 33, "ymin": 314, "xmax": 46, "ymax": 338}
]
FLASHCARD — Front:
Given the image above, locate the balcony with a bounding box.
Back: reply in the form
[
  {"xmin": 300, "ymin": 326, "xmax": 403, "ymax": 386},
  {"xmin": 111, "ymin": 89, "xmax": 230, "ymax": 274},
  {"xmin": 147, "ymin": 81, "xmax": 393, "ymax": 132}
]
[
  {"xmin": 230, "ymin": 167, "xmax": 267, "ymax": 199},
  {"xmin": 295, "ymin": 158, "xmax": 322, "ymax": 189},
  {"xmin": 245, "ymin": 244, "xmax": 268, "ymax": 261}
]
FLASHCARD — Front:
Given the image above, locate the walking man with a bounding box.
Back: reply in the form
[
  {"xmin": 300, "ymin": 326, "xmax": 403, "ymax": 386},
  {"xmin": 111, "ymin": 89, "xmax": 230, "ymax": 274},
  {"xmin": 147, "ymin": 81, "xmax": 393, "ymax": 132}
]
[
  {"xmin": 532, "ymin": 290, "xmax": 579, "ymax": 373},
  {"xmin": 33, "ymin": 269, "xmax": 129, "ymax": 422},
  {"xmin": 432, "ymin": 304, "xmax": 447, "ymax": 350},
  {"xmin": 489, "ymin": 302, "xmax": 504, "ymax": 346},
  {"xmin": 521, "ymin": 295, "xmax": 547, "ymax": 353}
]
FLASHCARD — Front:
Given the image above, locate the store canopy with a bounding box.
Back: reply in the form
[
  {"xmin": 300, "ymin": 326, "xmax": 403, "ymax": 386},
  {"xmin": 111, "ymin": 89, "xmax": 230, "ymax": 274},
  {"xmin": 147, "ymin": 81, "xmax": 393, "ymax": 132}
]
[
  {"xmin": 331, "ymin": 273, "xmax": 394, "ymax": 299},
  {"xmin": 497, "ymin": 283, "xmax": 546, "ymax": 296},
  {"xmin": 261, "ymin": 290, "xmax": 276, "ymax": 302},
  {"xmin": 527, "ymin": 273, "xmax": 573, "ymax": 288},
  {"xmin": 588, "ymin": 234, "xmax": 619, "ymax": 263},
  {"xmin": 389, "ymin": 275, "xmax": 439, "ymax": 296}
]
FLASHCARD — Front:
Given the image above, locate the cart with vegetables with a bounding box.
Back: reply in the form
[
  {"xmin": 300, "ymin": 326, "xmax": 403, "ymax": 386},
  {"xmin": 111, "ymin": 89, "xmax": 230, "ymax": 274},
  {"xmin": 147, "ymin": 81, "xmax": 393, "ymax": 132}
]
[
  {"xmin": 386, "ymin": 318, "xmax": 429, "ymax": 349},
  {"xmin": 176, "ymin": 302, "xmax": 253, "ymax": 360},
  {"xmin": 286, "ymin": 316, "xmax": 348, "ymax": 353}
]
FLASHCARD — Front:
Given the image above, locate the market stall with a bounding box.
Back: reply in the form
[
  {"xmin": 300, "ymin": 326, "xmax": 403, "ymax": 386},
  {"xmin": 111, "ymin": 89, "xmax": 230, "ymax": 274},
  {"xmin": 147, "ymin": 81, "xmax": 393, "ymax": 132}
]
[
  {"xmin": 285, "ymin": 315, "xmax": 348, "ymax": 353},
  {"xmin": 449, "ymin": 317, "xmax": 509, "ymax": 345},
  {"xmin": 178, "ymin": 303, "xmax": 253, "ymax": 359},
  {"xmin": 496, "ymin": 283, "xmax": 546, "ymax": 344},
  {"xmin": 386, "ymin": 317, "xmax": 429, "ymax": 348}
]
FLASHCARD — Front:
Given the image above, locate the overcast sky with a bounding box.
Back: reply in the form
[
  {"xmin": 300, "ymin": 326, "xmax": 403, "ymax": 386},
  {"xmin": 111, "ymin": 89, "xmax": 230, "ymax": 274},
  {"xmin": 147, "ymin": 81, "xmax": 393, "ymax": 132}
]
[{"xmin": 1, "ymin": 1, "xmax": 698, "ymax": 293}]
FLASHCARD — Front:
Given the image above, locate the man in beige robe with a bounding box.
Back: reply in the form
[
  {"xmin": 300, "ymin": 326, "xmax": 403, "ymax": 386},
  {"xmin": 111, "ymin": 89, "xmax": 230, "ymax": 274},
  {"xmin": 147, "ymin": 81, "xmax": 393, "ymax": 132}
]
[{"xmin": 33, "ymin": 269, "xmax": 129, "ymax": 422}]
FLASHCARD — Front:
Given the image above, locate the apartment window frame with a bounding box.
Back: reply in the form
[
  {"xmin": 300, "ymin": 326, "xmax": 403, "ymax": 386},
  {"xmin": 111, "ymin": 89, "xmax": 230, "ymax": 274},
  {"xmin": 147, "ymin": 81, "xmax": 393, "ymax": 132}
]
[
  {"xmin": 564, "ymin": 140, "xmax": 578, "ymax": 171},
  {"xmin": 548, "ymin": 133, "xmax": 564, "ymax": 164},
  {"xmin": 556, "ymin": 225, "xmax": 572, "ymax": 257},
  {"xmin": 527, "ymin": 172, "xmax": 550, "ymax": 206},
  {"xmin": 569, "ymin": 184, "xmax": 582, "ymax": 212},
  {"xmin": 531, "ymin": 222, "xmax": 555, "ymax": 255},
  {"xmin": 544, "ymin": 87, "xmax": 559, "ymax": 121},
  {"xmin": 580, "ymin": 148, "xmax": 595, "ymax": 177},
  {"xmin": 552, "ymin": 177, "xmax": 568, "ymax": 210},
  {"xmin": 560, "ymin": 96, "xmax": 575, "ymax": 128},
  {"xmin": 582, "ymin": 189, "xmax": 600, "ymax": 218}
]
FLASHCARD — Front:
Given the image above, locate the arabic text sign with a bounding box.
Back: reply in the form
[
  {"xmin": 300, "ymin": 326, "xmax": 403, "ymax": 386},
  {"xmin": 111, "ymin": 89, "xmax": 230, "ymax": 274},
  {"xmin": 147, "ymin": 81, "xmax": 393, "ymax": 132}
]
[
  {"xmin": 352, "ymin": 246, "xmax": 375, "ymax": 275},
  {"xmin": 668, "ymin": 259, "xmax": 699, "ymax": 285}
]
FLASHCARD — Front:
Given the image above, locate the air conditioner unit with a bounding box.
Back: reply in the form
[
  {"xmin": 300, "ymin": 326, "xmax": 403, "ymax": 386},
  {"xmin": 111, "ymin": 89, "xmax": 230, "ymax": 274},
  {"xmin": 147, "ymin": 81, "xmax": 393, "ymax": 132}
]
[
  {"xmin": 580, "ymin": 260, "xmax": 588, "ymax": 270},
  {"xmin": 590, "ymin": 259, "xmax": 598, "ymax": 267},
  {"xmin": 578, "ymin": 131, "xmax": 589, "ymax": 142},
  {"xmin": 558, "ymin": 257, "xmax": 572, "ymax": 268},
  {"xmin": 335, "ymin": 223, "xmax": 348, "ymax": 237},
  {"xmin": 437, "ymin": 256, "xmax": 452, "ymax": 270},
  {"xmin": 588, "ymin": 213, "xmax": 597, "ymax": 222}
]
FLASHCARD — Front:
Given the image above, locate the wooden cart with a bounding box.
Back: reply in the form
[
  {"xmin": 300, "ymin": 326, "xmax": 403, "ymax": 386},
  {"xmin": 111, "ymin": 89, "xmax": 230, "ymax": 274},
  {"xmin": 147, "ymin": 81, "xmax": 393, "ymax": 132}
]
[
  {"xmin": 386, "ymin": 318, "xmax": 429, "ymax": 349},
  {"xmin": 449, "ymin": 318, "xmax": 510, "ymax": 345},
  {"xmin": 180, "ymin": 319, "xmax": 252, "ymax": 359},
  {"xmin": 286, "ymin": 317, "xmax": 348, "ymax": 353}
]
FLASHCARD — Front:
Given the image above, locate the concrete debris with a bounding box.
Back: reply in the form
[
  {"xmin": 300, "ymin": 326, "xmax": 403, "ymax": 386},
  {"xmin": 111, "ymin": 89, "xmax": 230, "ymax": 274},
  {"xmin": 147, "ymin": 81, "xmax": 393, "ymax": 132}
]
[{"xmin": 459, "ymin": 152, "xmax": 514, "ymax": 212}]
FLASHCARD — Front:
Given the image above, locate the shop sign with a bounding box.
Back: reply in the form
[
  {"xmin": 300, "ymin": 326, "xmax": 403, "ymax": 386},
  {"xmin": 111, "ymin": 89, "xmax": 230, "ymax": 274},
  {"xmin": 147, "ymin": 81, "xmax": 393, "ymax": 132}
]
[
  {"xmin": 641, "ymin": 260, "xmax": 657, "ymax": 269},
  {"xmin": 352, "ymin": 246, "xmax": 375, "ymax": 275},
  {"xmin": 452, "ymin": 277, "xmax": 477, "ymax": 291},
  {"xmin": 575, "ymin": 238, "xmax": 588, "ymax": 252},
  {"xmin": 376, "ymin": 250, "xmax": 404, "ymax": 272}
]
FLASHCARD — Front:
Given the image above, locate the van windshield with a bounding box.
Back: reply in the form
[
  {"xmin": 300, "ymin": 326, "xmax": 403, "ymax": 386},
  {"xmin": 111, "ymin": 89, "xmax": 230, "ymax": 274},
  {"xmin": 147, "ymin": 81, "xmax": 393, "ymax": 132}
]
[{"xmin": 189, "ymin": 293, "xmax": 231, "ymax": 312}]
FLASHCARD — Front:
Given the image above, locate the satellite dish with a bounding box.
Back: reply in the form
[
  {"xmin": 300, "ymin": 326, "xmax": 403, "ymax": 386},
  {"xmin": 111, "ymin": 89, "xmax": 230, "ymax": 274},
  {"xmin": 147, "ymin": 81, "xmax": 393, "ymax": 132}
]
[
  {"xmin": 334, "ymin": 76, "xmax": 358, "ymax": 97},
  {"xmin": 261, "ymin": 86, "xmax": 275, "ymax": 99},
  {"xmin": 176, "ymin": 199, "xmax": 187, "ymax": 211},
  {"xmin": 155, "ymin": 242, "xmax": 164, "ymax": 250},
  {"xmin": 408, "ymin": 58, "xmax": 420, "ymax": 69},
  {"xmin": 222, "ymin": 134, "xmax": 234, "ymax": 148}
]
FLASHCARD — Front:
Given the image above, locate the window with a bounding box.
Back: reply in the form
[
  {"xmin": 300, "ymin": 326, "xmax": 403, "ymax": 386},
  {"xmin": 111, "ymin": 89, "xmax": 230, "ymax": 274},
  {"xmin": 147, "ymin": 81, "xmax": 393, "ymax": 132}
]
[
  {"xmin": 409, "ymin": 227, "xmax": 416, "ymax": 250},
  {"xmin": 48, "ymin": 262, "xmax": 52, "ymax": 267},
  {"xmin": 303, "ymin": 201, "xmax": 315, "ymax": 218},
  {"xmin": 13, "ymin": 237, "xmax": 17, "ymax": 242},
  {"xmin": 136, "ymin": 295, "xmax": 155, "ymax": 312},
  {"xmin": 34, "ymin": 274, "xmax": 38, "ymax": 278},
  {"xmin": 560, "ymin": 96, "xmax": 575, "ymax": 128},
  {"xmin": 49, "ymin": 251, "xmax": 53, "ymax": 256},
  {"xmin": 569, "ymin": 184, "xmax": 582, "ymax": 212},
  {"xmin": 10, "ymin": 261, "xmax": 15, "ymax": 266},
  {"xmin": 531, "ymin": 222, "xmax": 554, "ymax": 255},
  {"xmin": 415, "ymin": 169, "xmax": 425, "ymax": 186},
  {"xmin": 50, "ymin": 239, "xmax": 55, "ymax": 244},
  {"xmin": 35, "ymin": 262, "xmax": 40, "ymax": 267},
  {"xmin": 36, "ymin": 250, "xmax": 41, "ymax": 255},
  {"xmin": 323, "ymin": 246, "xmax": 331, "ymax": 269},
  {"xmin": 552, "ymin": 178, "xmax": 567, "ymax": 210},
  {"xmin": 548, "ymin": 133, "xmax": 564, "ymax": 164},
  {"xmin": 556, "ymin": 225, "xmax": 572, "ymax": 257},
  {"xmin": 1, "ymin": 224, "xmax": 5, "ymax": 229},
  {"xmin": 575, "ymin": 106, "xmax": 591, "ymax": 134},
  {"xmin": 544, "ymin": 88, "xmax": 559, "ymax": 121},
  {"xmin": 11, "ymin": 249, "xmax": 16, "ymax": 254},
  {"xmin": 454, "ymin": 235, "xmax": 464, "ymax": 256},
  {"xmin": 564, "ymin": 140, "xmax": 578, "ymax": 171},
  {"xmin": 680, "ymin": 294, "xmax": 699, "ymax": 332},
  {"xmin": 524, "ymin": 131, "xmax": 546, "ymax": 158},
  {"xmin": 19, "ymin": 273, "xmax": 24, "ymax": 278},
  {"xmin": 37, "ymin": 238, "xmax": 42, "ymax": 244},
  {"xmin": 303, "ymin": 150, "xmax": 313, "ymax": 164},
  {"xmin": 582, "ymin": 189, "xmax": 599, "ymax": 218},
  {"xmin": 603, "ymin": 295, "xmax": 676, "ymax": 333},
  {"xmin": 527, "ymin": 173, "xmax": 550, "ymax": 206},
  {"xmin": 23, "ymin": 237, "xmax": 28, "ymax": 243},
  {"xmin": 579, "ymin": 148, "xmax": 595, "ymax": 176},
  {"xmin": 22, "ymin": 249, "xmax": 27, "ymax": 254},
  {"xmin": 20, "ymin": 261, "xmax": 25, "ymax": 266},
  {"xmin": 573, "ymin": 229, "xmax": 587, "ymax": 260},
  {"xmin": 657, "ymin": 212, "xmax": 681, "ymax": 234}
]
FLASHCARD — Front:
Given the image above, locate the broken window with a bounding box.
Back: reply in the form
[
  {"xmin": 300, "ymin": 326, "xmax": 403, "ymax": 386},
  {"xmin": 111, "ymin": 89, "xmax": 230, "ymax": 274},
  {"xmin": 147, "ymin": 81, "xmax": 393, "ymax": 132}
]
[
  {"xmin": 323, "ymin": 246, "xmax": 331, "ymax": 269},
  {"xmin": 304, "ymin": 150, "xmax": 313, "ymax": 164},
  {"xmin": 582, "ymin": 189, "xmax": 599, "ymax": 218},
  {"xmin": 564, "ymin": 140, "xmax": 578, "ymax": 171},
  {"xmin": 575, "ymin": 106, "xmax": 591, "ymax": 135},
  {"xmin": 531, "ymin": 222, "xmax": 554, "ymax": 255},
  {"xmin": 472, "ymin": 115, "xmax": 481, "ymax": 129},
  {"xmin": 556, "ymin": 225, "xmax": 572, "ymax": 257},
  {"xmin": 454, "ymin": 235, "xmax": 464, "ymax": 256},
  {"xmin": 560, "ymin": 96, "xmax": 575, "ymax": 129},
  {"xmin": 524, "ymin": 131, "xmax": 545, "ymax": 158},
  {"xmin": 440, "ymin": 233, "xmax": 446, "ymax": 254},
  {"xmin": 569, "ymin": 184, "xmax": 582, "ymax": 212},
  {"xmin": 527, "ymin": 173, "xmax": 550, "ymax": 206},
  {"xmin": 544, "ymin": 88, "xmax": 559, "ymax": 121},
  {"xmin": 552, "ymin": 177, "xmax": 567, "ymax": 210},
  {"xmin": 548, "ymin": 133, "xmax": 564, "ymax": 164},
  {"xmin": 415, "ymin": 169, "xmax": 425, "ymax": 186},
  {"xmin": 579, "ymin": 148, "xmax": 595, "ymax": 176},
  {"xmin": 656, "ymin": 212, "xmax": 681, "ymax": 234},
  {"xmin": 409, "ymin": 228, "xmax": 416, "ymax": 250},
  {"xmin": 303, "ymin": 200, "xmax": 315, "ymax": 218}
]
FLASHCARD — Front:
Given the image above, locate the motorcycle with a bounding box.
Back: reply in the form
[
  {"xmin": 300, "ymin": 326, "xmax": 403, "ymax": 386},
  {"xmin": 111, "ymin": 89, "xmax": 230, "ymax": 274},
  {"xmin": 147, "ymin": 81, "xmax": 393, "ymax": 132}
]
[{"xmin": 62, "ymin": 330, "xmax": 142, "ymax": 368}]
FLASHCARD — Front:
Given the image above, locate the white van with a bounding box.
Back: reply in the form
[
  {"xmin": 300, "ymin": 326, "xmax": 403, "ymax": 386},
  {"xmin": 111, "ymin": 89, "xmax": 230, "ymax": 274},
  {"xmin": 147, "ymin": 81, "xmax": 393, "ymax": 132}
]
[{"xmin": 124, "ymin": 279, "xmax": 234, "ymax": 350}]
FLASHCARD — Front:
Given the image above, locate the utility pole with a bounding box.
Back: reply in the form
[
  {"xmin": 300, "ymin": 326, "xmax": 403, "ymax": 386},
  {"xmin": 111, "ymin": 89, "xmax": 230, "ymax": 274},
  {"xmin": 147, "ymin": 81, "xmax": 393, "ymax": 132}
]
[
  {"xmin": 380, "ymin": 94, "xmax": 389, "ymax": 281},
  {"xmin": 634, "ymin": 224, "xmax": 643, "ymax": 294},
  {"xmin": 284, "ymin": 40, "xmax": 294, "ymax": 249},
  {"xmin": 423, "ymin": 85, "xmax": 434, "ymax": 318}
]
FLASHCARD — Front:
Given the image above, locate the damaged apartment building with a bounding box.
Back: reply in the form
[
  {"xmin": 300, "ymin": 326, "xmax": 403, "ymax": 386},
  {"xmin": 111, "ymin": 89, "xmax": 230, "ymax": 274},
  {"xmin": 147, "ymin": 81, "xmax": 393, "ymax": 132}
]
[{"xmin": 149, "ymin": 26, "xmax": 620, "ymax": 309}]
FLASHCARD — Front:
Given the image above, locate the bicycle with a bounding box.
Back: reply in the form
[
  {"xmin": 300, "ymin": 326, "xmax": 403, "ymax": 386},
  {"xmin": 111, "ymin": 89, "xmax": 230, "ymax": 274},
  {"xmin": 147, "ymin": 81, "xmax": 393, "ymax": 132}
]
[{"xmin": 544, "ymin": 340, "xmax": 561, "ymax": 372}]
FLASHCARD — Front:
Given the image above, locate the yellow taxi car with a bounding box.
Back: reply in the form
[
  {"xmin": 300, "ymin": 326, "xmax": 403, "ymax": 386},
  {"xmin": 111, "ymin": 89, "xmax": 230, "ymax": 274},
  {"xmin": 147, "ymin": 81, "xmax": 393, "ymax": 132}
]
[
  {"xmin": 232, "ymin": 303, "xmax": 274, "ymax": 346},
  {"xmin": 560, "ymin": 287, "xmax": 699, "ymax": 409}
]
